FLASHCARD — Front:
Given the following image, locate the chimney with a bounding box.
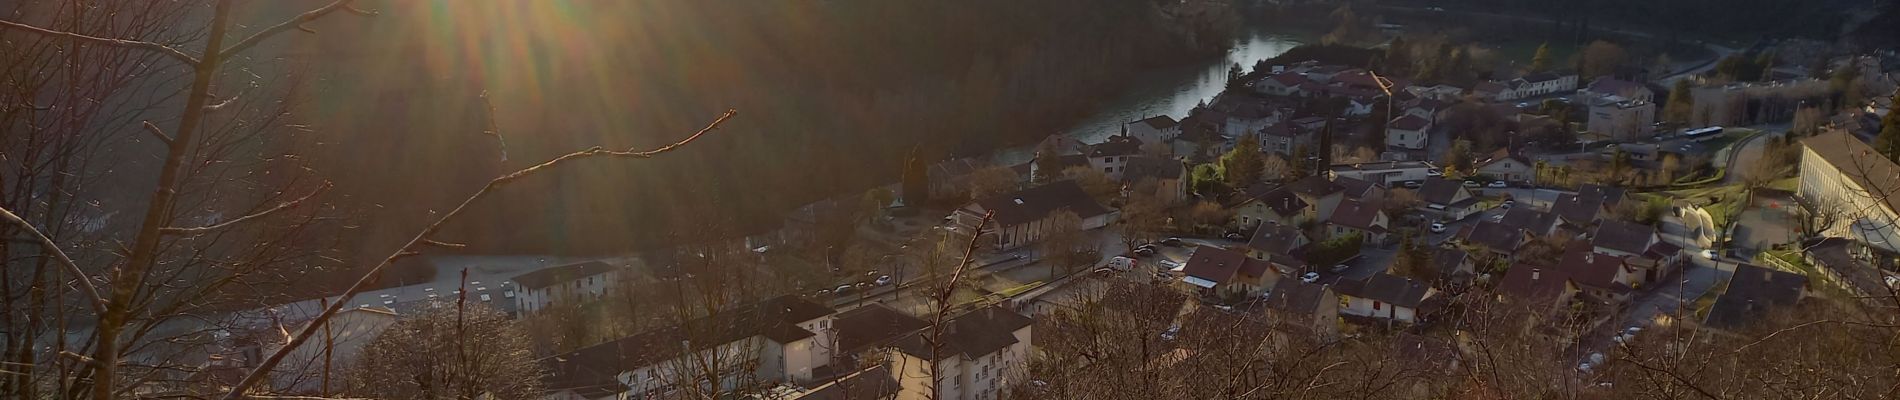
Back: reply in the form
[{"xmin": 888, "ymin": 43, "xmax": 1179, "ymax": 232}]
[{"xmin": 1531, "ymin": 268, "xmax": 1541, "ymax": 281}]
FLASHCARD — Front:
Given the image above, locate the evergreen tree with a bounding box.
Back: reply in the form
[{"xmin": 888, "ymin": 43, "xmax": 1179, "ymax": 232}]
[
  {"xmin": 1384, "ymin": 36, "xmax": 1411, "ymax": 74},
  {"xmin": 1032, "ymin": 140, "xmax": 1064, "ymax": 184},
  {"xmin": 1530, "ymin": 42, "xmax": 1553, "ymax": 73},
  {"xmin": 902, "ymin": 146, "xmax": 931, "ymax": 204},
  {"xmin": 1878, "ymin": 92, "xmax": 1900, "ymax": 163},
  {"xmin": 1665, "ymin": 79, "xmax": 1695, "ymax": 124},
  {"xmin": 1221, "ymin": 135, "xmax": 1267, "ymax": 187},
  {"xmin": 1227, "ymin": 62, "xmax": 1245, "ymax": 89}
]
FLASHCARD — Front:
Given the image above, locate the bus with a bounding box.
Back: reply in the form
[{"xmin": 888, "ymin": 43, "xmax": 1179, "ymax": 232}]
[{"xmin": 1684, "ymin": 126, "xmax": 1725, "ymax": 141}]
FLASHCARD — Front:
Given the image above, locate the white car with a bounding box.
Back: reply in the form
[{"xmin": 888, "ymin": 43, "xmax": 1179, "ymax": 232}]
[
  {"xmin": 875, "ymin": 275, "xmax": 893, "ymax": 286},
  {"xmin": 1487, "ymin": 181, "xmax": 1508, "ymax": 188},
  {"xmin": 1700, "ymin": 249, "xmax": 1718, "ymax": 259},
  {"xmin": 1107, "ymin": 256, "xmax": 1137, "ymax": 270},
  {"xmin": 1427, "ymin": 168, "xmax": 1444, "ymax": 177},
  {"xmin": 1301, "ymin": 272, "xmax": 1321, "ymax": 283},
  {"xmin": 1430, "ymin": 223, "xmax": 1447, "ymax": 233}
]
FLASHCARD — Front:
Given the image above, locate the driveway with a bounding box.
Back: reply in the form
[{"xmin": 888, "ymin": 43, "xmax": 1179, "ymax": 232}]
[
  {"xmin": 1620, "ymin": 261, "xmax": 1730, "ymax": 332},
  {"xmin": 1731, "ymin": 192, "xmax": 1800, "ymax": 259}
]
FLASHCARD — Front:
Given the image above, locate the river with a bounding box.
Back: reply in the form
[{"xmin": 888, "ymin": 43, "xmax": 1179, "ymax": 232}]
[{"xmin": 995, "ymin": 28, "xmax": 1307, "ymax": 165}]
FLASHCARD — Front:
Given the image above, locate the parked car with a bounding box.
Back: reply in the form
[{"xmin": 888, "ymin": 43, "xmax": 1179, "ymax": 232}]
[
  {"xmin": 1403, "ymin": 181, "xmax": 1423, "ymax": 189},
  {"xmin": 1490, "ymin": 214, "xmax": 1504, "ymax": 222},
  {"xmin": 1699, "ymin": 249, "xmax": 1718, "ymax": 259},
  {"xmin": 1224, "ymin": 232, "xmax": 1244, "ymax": 241},
  {"xmin": 875, "ymin": 275, "xmax": 893, "ymax": 286},
  {"xmin": 1301, "ymin": 272, "xmax": 1321, "ymax": 283},
  {"xmin": 1161, "ymin": 237, "xmax": 1185, "ymax": 247},
  {"xmin": 1107, "ymin": 256, "xmax": 1137, "ymax": 270},
  {"xmin": 834, "ymin": 285, "xmax": 854, "ymax": 295},
  {"xmin": 1093, "ymin": 267, "xmax": 1116, "ymax": 276},
  {"xmin": 1330, "ymin": 264, "xmax": 1350, "ymax": 273},
  {"xmin": 1133, "ymin": 247, "xmax": 1157, "ymax": 257},
  {"xmin": 1487, "ymin": 181, "xmax": 1508, "ymax": 188},
  {"xmin": 1430, "ymin": 222, "xmax": 1447, "ymax": 233},
  {"xmin": 1463, "ymin": 181, "xmax": 1481, "ymax": 188},
  {"xmin": 1158, "ymin": 259, "xmax": 1183, "ymax": 271},
  {"xmin": 1502, "ymin": 199, "xmax": 1515, "ymax": 209},
  {"xmin": 1427, "ymin": 168, "xmax": 1443, "ymax": 177}
]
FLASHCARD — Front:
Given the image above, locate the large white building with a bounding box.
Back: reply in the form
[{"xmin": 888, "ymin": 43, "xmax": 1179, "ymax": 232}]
[
  {"xmin": 1799, "ymin": 132, "xmax": 1900, "ymax": 258},
  {"xmin": 510, "ymin": 261, "xmax": 624, "ymax": 315},
  {"xmin": 885, "ymin": 307, "xmax": 1034, "ymax": 400},
  {"xmin": 540, "ymin": 296, "xmax": 838, "ymax": 399},
  {"xmin": 953, "ymin": 181, "xmax": 1114, "ymax": 250}
]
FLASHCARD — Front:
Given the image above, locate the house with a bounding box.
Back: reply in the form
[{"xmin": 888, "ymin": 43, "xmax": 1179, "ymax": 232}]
[
  {"xmin": 1506, "ymin": 71, "xmax": 1578, "ymax": 99},
  {"xmin": 1229, "ymin": 185, "xmax": 1309, "ymax": 230},
  {"xmin": 1590, "ymin": 219, "xmax": 1686, "ymax": 285},
  {"xmin": 1126, "ymin": 116, "xmax": 1181, "ymax": 144},
  {"xmin": 1182, "ymin": 245, "xmax": 1285, "ymax": 299},
  {"xmin": 1121, "ymin": 156, "xmax": 1189, "ymax": 205},
  {"xmin": 1470, "ymin": 81, "xmax": 1512, "ymax": 102},
  {"xmin": 829, "ymin": 304, "xmax": 931, "ymax": 363},
  {"xmin": 1086, "ymin": 135, "xmax": 1144, "ymax": 180},
  {"xmin": 1399, "ymin": 97, "xmax": 1453, "ymax": 123},
  {"xmin": 1024, "ymin": 153, "xmax": 1089, "ymax": 181},
  {"xmin": 1458, "ymin": 221, "xmax": 1529, "ymax": 262},
  {"xmin": 1386, "ymin": 115, "xmax": 1432, "ymax": 150},
  {"xmin": 1551, "ymin": 183, "xmax": 1626, "ymax": 227},
  {"xmin": 1290, "ymin": 116, "xmax": 1328, "ymax": 131},
  {"xmin": 1703, "ymin": 264, "xmax": 1808, "ymax": 331},
  {"xmin": 1334, "ymin": 176, "xmax": 1386, "ymax": 200},
  {"xmin": 1418, "ymin": 178, "xmax": 1481, "ymax": 221},
  {"xmin": 1328, "ymin": 161, "xmax": 1437, "ymax": 186},
  {"xmin": 1587, "ymin": 97, "xmax": 1656, "ymax": 141},
  {"xmin": 1474, "ymin": 148, "xmax": 1534, "ymax": 183},
  {"xmin": 1428, "ymin": 249, "xmax": 1477, "ymax": 286},
  {"xmin": 1498, "ymin": 208, "xmax": 1561, "ymax": 237},
  {"xmin": 928, "ymin": 157, "xmax": 990, "ymax": 200},
  {"xmin": 1799, "ymin": 131, "xmax": 1900, "ymax": 256},
  {"xmin": 1325, "ymin": 199, "xmax": 1390, "ymax": 244},
  {"xmin": 512, "ymin": 261, "xmax": 623, "ymax": 315},
  {"xmin": 952, "ymin": 181, "xmax": 1114, "ymax": 250},
  {"xmin": 1556, "ymin": 244, "xmax": 1636, "ymax": 304},
  {"xmin": 539, "ymin": 296, "xmax": 837, "ymax": 399},
  {"xmin": 1257, "ymin": 279, "xmax": 1340, "ymax": 338},
  {"xmin": 1345, "ymin": 96, "xmax": 1379, "ymax": 117},
  {"xmin": 791, "ymin": 366, "xmax": 900, "ymax": 400},
  {"xmin": 1406, "ymin": 84, "xmax": 1465, "ymax": 101},
  {"xmin": 1579, "ymin": 76, "xmax": 1655, "ymax": 103},
  {"xmin": 1286, "ymin": 175, "xmax": 1349, "ymax": 222},
  {"xmin": 1334, "ymin": 273, "xmax": 1438, "ymax": 324},
  {"xmin": 1256, "ymin": 73, "xmax": 1311, "ymax": 97},
  {"xmin": 1245, "ymin": 219, "xmax": 1313, "ymax": 263},
  {"xmin": 1495, "ymin": 264, "xmax": 1579, "ymax": 307},
  {"xmin": 1223, "ymin": 102, "xmax": 1280, "ymax": 139},
  {"xmin": 1259, "ymin": 123, "xmax": 1311, "ymax": 157},
  {"xmin": 886, "ymin": 306, "xmax": 1034, "ymax": 400}
]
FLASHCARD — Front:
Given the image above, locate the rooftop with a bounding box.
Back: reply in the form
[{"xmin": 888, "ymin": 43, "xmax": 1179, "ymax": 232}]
[
  {"xmin": 1705, "ymin": 264, "xmax": 1808, "ymax": 330},
  {"xmin": 510, "ymin": 261, "xmax": 620, "ymax": 290},
  {"xmin": 968, "ymin": 180, "xmax": 1112, "ymax": 226}
]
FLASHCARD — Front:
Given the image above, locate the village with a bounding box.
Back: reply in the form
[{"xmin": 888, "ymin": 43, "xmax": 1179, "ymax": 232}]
[{"xmin": 141, "ymin": 15, "xmax": 1900, "ymax": 400}]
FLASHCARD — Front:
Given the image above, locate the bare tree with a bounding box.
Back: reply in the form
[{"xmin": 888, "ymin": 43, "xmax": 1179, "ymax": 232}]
[
  {"xmin": 347, "ymin": 302, "xmax": 540, "ymax": 399},
  {"xmin": 965, "ymin": 166, "xmax": 1022, "ymax": 201}
]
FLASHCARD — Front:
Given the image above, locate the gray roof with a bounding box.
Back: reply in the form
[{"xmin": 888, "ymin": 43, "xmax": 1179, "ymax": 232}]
[
  {"xmin": 510, "ymin": 261, "xmax": 618, "ymax": 290},
  {"xmin": 1705, "ymin": 264, "xmax": 1807, "ymax": 330},
  {"xmin": 1335, "ymin": 273, "xmax": 1432, "ymax": 308},
  {"xmin": 1088, "ymin": 135, "xmax": 1145, "ymax": 157},
  {"xmin": 1461, "ymin": 221, "xmax": 1525, "ymax": 253},
  {"xmin": 1592, "ymin": 220, "xmax": 1656, "ymax": 255},
  {"xmin": 1419, "ymin": 178, "xmax": 1468, "ymax": 205},
  {"xmin": 1122, "ymin": 156, "xmax": 1185, "ymax": 183},
  {"xmin": 1499, "ymin": 208, "xmax": 1559, "ymax": 235},
  {"xmin": 970, "ymin": 180, "xmax": 1112, "ymax": 226},
  {"xmin": 1185, "ymin": 245, "xmax": 1275, "ymax": 284},
  {"xmin": 831, "ymin": 304, "xmax": 930, "ymax": 355},
  {"xmin": 1802, "ymin": 132, "xmax": 1900, "ymax": 216},
  {"xmin": 1551, "ymin": 193, "xmax": 1604, "ymax": 225},
  {"xmin": 1497, "ymin": 264, "xmax": 1573, "ymax": 301},
  {"xmin": 893, "ymin": 306, "xmax": 1034, "ymax": 361},
  {"xmin": 1136, "ymin": 115, "xmax": 1179, "ymax": 130},
  {"xmin": 541, "ymin": 296, "xmax": 834, "ymax": 395},
  {"xmin": 1247, "ymin": 223, "xmax": 1308, "ymax": 256},
  {"xmin": 1264, "ymin": 279, "xmax": 1333, "ymax": 315}
]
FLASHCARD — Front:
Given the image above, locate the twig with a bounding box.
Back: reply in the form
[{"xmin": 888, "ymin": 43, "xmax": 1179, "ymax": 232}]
[
  {"xmin": 0, "ymin": 19, "xmax": 201, "ymax": 66},
  {"xmin": 922, "ymin": 211, "xmax": 992, "ymax": 400},
  {"xmin": 423, "ymin": 239, "xmax": 468, "ymax": 249},
  {"xmin": 159, "ymin": 182, "xmax": 331, "ymax": 235},
  {"xmin": 220, "ymin": 0, "xmax": 367, "ymax": 57},
  {"xmin": 142, "ymin": 121, "xmax": 174, "ymax": 146},
  {"xmin": 0, "ymin": 207, "xmax": 109, "ymax": 315},
  {"xmin": 221, "ymin": 109, "xmax": 735, "ymax": 399}
]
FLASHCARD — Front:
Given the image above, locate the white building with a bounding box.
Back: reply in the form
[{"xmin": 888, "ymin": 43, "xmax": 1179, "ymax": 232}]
[
  {"xmin": 511, "ymin": 261, "xmax": 624, "ymax": 315},
  {"xmin": 1799, "ymin": 132, "xmax": 1900, "ymax": 257},
  {"xmin": 1327, "ymin": 161, "xmax": 1437, "ymax": 186},
  {"xmin": 1504, "ymin": 72, "xmax": 1578, "ymax": 99},
  {"xmin": 1587, "ymin": 97, "xmax": 1656, "ymax": 141},
  {"xmin": 886, "ymin": 307, "xmax": 1034, "ymax": 400},
  {"xmin": 1334, "ymin": 274, "xmax": 1437, "ymax": 324},
  {"xmin": 540, "ymin": 296, "xmax": 838, "ymax": 399},
  {"xmin": 953, "ymin": 181, "xmax": 1114, "ymax": 250},
  {"xmin": 1126, "ymin": 116, "xmax": 1180, "ymax": 144},
  {"xmin": 1386, "ymin": 115, "xmax": 1432, "ymax": 150}
]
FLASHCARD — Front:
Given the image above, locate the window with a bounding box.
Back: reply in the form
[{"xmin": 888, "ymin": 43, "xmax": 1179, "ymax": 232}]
[
  {"xmin": 1373, "ymin": 301, "xmax": 1382, "ymax": 310},
  {"xmin": 1104, "ymin": 167, "xmax": 1113, "ymax": 174}
]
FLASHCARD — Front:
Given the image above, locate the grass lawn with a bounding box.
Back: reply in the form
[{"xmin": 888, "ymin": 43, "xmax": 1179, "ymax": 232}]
[
  {"xmin": 1767, "ymin": 176, "xmax": 1799, "ymax": 192},
  {"xmin": 1656, "ymin": 184, "xmax": 1747, "ymax": 228}
]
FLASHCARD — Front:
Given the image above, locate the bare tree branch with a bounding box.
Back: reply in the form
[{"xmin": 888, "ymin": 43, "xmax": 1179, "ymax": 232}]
[
  {"xmin": 221, "ymin": 109, "xmax": 736, "ymax": 399},
  {"xmin": 159, "ymin": 182, "xmax": 332, "ymax": 235},
  {"xmin": 0, "ymin": 206, "xmax": 109, "ymax": 315},
  {"xmin": 0, "ymin": 19, "xmax": 200, "ymax": 66},
  {"xmin": 142, "ymin": 121, "xmax": 175, "ymax": 146},
  {"xmin": 219, "ymin": 0, "xmax": 367, "ymax": 57}
]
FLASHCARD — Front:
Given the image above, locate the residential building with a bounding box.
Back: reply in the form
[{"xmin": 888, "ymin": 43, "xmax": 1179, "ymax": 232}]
[
  {"xmin": 1387, "ymin": 115, "xmax": 1432, "ymax": 150},
  {"xmin": 1244, "ymin": 223, "xmax": 1312, "ymax": 263},
  {"xmin": 1255, "ymin": 73, "xmax": 1311, "ymax": 97},
  {"xmin": 952, "ymin": 181, "xmax": 1114, "ymax": 250},
  {"xmin": 1228, "ymin": 185, "xmax": 1309, "ymax": 230},
  {"xmin": 1286, "ymin": 175, "xmax": 1348, "ymax": 222},
  {"xmin": 1556, "ymin": 244, "xmax": 1636, "ymax": 304},
  {"xmin": 1257, "ymin": 279, "xmax": 1340, "ymax": 338},
  {"xmin": 1334, "ymin": 273, "xmax": 1438, "ymax": 324},
  {"xmin": 790, "ymin": 366, "xmax": 900, "ymax": 400},
  {"xmin": 1126, "ymin": 116, "xmax": 1181, "ymax": 144},
  {"xmin": 1798, "ymin": 131, "xmax": 1900, "ymax": 256},
  {"xmin": 1182, "ymin": 245, "xmax": 1286, "ymax": 299},
  {"xmin": 1427, "ymin": 249, "xmax": 1477, "ymax": 287},
  {"xmin": 1470, "ymin": 81, "xmax": 1511, "ymax": 102},
  {"xmin": 1703, "ymin": 264, "xmax": 1808, "ymax": 331},
  {"xmin": 1290, "ymin": 116, "xmax": 1328, "ymax": 131},
  {"xmin": 1578, "ymin": 76, "xmax": 1655, "ymax": 103},
  {"xmin": 829, "ymin": 304, "xmax": 931, "ymax": 363},
  {"xmin": 512, "ymin": 261, "xmax": 623, "ymax": 314},
  {"xmin": 1405, "ymin": 84, "xmax": 1465, "ymax": 101},
  {"xmin": 1495, "ymin": 264, "xmax": 1579, "ymax": 307},
  {"xmin": 1475, "ymin": 149, "xmax": 1534, "ymax": 183},
  {"xmin": 1222, "ymin": 102, "xmax": 1280, "ymax": 139},
  {"xmin": 1086, "ymin": 135, "xmax": 1143, "ymax": 180},
  {"xmin": 886, "ymin": 307, "xmax": 1034, "ymax": 400},
  {"xmin": 1418, "ymin": 178, "xmax": 1481, "ymax": 221},
  {"xmin": 1458, "ymin": 221, "xmax": 1529, "ymax": 262},
  {"xmin": 1587, "ymin": 97, "xmax": 1656, "ymax": 141},
  {"xmin": 1503, "ymin": 72, "xmax": 1578, "ymax": 99},
  {"xmin": 928, "ymin": 157, "xmax": 990, "ymax": 200},
  {"xmin": 1551, "ymin": 183, "xmax": 1626, "ymax": 227},
  {"xmin": 1590, "ymin": 220, "xmax": 1682, "ymax": 284},
  {"xmin": 1325, "ymin": 199, "xmax": 1390, "ymax": 245},
  {"xmin": 1121, "ymin": 156, "xmax": 1189, "ymax": 205},
  {"xmin": 1328, "ymin": 161, "xmax": 1437, "ymax": 186},
  {"xmin": 1498, "ymin": 208, "xmax": 1561, "ymax": 237},
  {"xmin": 539, "ymin": 296, "xmax": 837, "ymax": 399},
  {"xmin": 1400, "ymin": 98, "xmax": 1453, "ymax": 123},
  {"xmin": 1260, "ymin": 123, "xmax": 1312, "ymax": 157}
]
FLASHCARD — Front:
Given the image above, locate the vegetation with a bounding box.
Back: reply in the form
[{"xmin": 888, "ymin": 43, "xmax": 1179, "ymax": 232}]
[
  {"xmin": 1220, "ymin": 135, "xmax": 1267, "ymax": 188},
  {"xmin": 350, "ymin": 303, "xmax": 541, "ymax": 399}
]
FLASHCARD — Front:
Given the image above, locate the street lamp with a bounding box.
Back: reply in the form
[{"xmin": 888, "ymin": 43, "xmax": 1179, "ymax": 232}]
[{"xmin": 1369, "ymin": 70, "xmax": 1398, "ymax": 159}]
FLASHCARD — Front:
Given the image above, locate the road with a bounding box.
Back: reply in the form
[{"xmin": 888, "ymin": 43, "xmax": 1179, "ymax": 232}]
[{"xmin": 1722, "ymin": 124, "xmax": 1790, "ymax": 185}]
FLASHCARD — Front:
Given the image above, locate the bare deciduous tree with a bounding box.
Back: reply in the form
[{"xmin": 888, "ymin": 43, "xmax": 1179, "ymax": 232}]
[{"xmin": 347, "ymin": 302, "xmax": 541, "ymax": 399}]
